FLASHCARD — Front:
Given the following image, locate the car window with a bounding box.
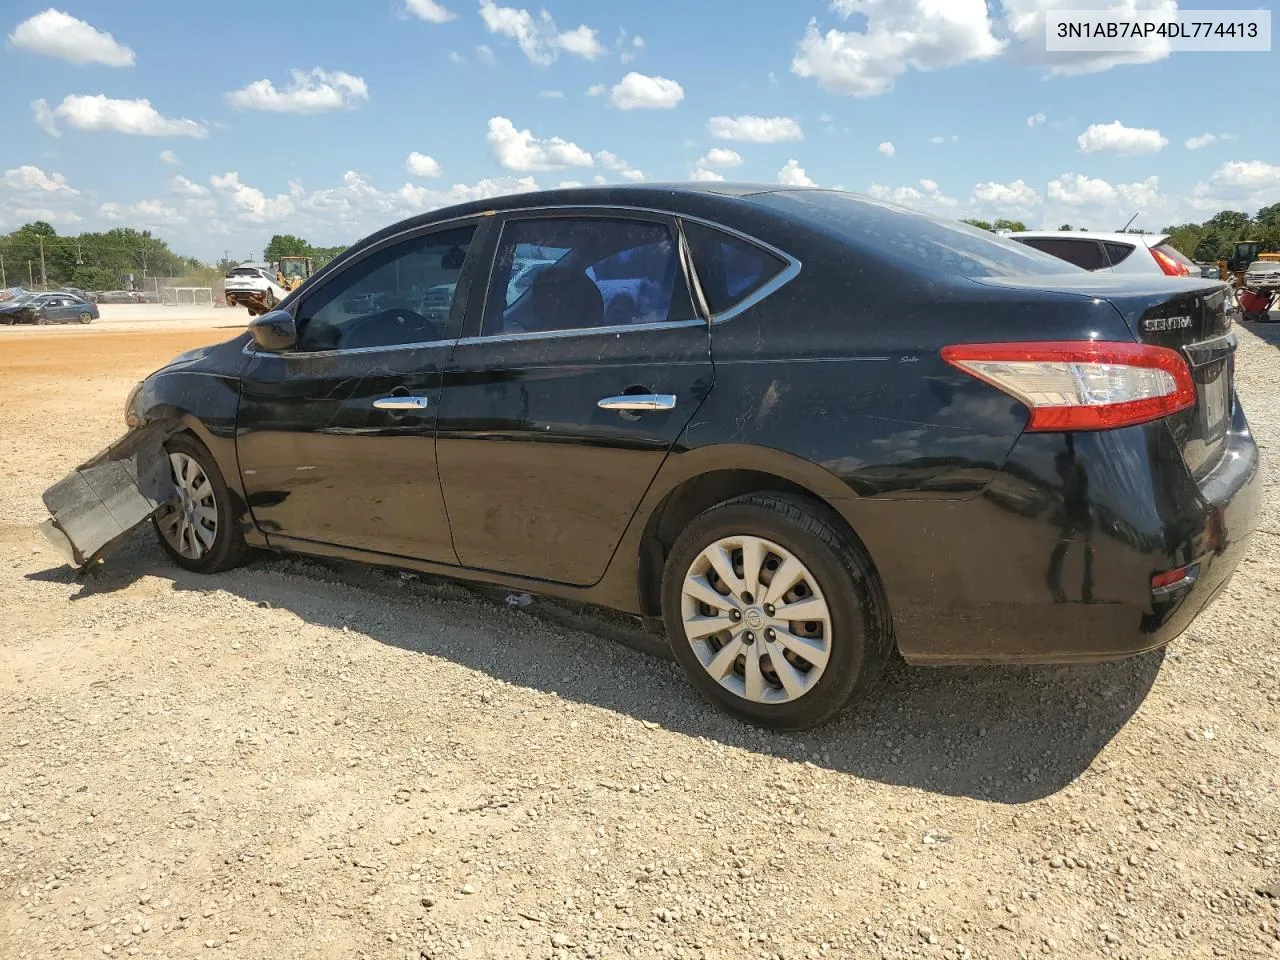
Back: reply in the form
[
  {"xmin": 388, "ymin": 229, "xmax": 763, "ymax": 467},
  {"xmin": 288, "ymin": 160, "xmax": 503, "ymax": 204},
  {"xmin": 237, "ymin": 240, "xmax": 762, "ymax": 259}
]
[
  {"xmin": 682, "ymin": 221, "xmax": 789, "ymax": 315},
  {"xmin": 1104, "ymin": 241, "xmax": 1135, "ymax": 266},
  {"xmin": 1019, "ymin": 238, "xmax": 1109, "ymax": 271},
  {"xmin": 483, "ymin": 218, "xmax": 697, "ymax": 336},
  {"xmin": 295, "ymin": 225, "xmax": 475, "ymax": 352}
]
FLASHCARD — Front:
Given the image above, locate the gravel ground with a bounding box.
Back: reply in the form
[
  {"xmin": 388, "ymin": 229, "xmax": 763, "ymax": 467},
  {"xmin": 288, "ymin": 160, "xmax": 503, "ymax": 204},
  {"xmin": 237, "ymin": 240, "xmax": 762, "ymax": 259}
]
[{"xmin": 2, "ymin": 322, "xmax": 1279, "ymax": 960}]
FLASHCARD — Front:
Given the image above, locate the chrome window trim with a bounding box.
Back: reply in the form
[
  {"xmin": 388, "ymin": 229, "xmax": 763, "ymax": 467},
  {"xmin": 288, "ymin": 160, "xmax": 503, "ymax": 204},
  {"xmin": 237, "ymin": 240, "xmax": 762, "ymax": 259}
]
[
  {"xmin": 242, "ymin": 337, "xmax": 455, "ymax": 359},
  {"xmin": 247, "ymin": 203, "xmax": 801, "ymax": 356}
]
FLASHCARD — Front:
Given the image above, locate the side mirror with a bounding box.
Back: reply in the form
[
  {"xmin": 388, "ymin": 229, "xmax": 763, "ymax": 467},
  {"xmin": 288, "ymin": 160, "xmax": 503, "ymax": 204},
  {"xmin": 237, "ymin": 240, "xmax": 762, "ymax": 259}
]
[{"xmin": 248, "ymin": 310, "xmax": 297, "ymax": 352}]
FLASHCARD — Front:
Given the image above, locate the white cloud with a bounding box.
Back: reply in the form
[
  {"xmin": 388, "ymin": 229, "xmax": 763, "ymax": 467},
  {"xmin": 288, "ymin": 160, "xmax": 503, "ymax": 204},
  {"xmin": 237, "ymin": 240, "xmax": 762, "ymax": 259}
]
[
  {"xmin": 696, "ymin": 147, "xmax": 743, "ymax": 169},
  {"xmin": 621, "ymin": 34, "xmax": 644, "ymax": 63},
  {"xmin": 478, "ymin": 0, "xmax": 603, "ymax": 65},
  {"xmin": 404, "ymin": 0, "xmax": 456, "ymax": 23},
  {"xmin": 971, "ymin": 178, "xmax": 1042, "ymax": 216},
  {"xmin": 1185, "ymin": 133, "xmax": 1217, "ymax": 150},
  {"xmin": 878, "ymin": 141, "xmax": 895, "ymax": 157},
  {"xmin": 1027, "ymin": 112, "xmax": 1046, "ymax": 128},
  {"xmin": 100, "ymin": 199, "xmax": 185, "ymax": 225},
  {"xmin": 539, "ymin": 89, "xmax": 565, "ymax": 99},
  {"xmin": 8, "ymin": 9, "xmax": 135, "ymax": 67},
  {"xmin": 486, "ymin": 116, "xmax": 593, "ymax": 172},
  {"xmin": 448, "ymin": 50, "xmax": 466, "ymax": 63},
  {"xmin": 476, "ymin": 44, "xmax": 496, "ymax": 62},
  {"xmin": 778, "ymin": 159, "xmax": 816, "ymax": 187},
  {"xmin": 1047, "ymin": 173, "xmax": 1163, "ymax": 213},
  {"xmin": 929, "ymin": 134, "xmax": 959, "ymax": 144},
  {"xmin": 792, "ymin": 0, "xmax": 1004, "ymax": 97},
  {"xmin": 406, "ymin": 152, "xmax": 443, "ymax": 178},
  {"xmin": 1077, "ymin": 121, "xmax": 1167, "ymax": 155},
  {"xmin": 8, "ymin": 207, "xmax": 82, "ymax": 226},
  {"xmin": 596, "ymin": 151, "xmax": 644, "ymax": 182},
  {"xmin": 159, "ymin": 149, "xmax": 179, "ymax": 165},
  {"xmin": 40, "ymin": 95, "xmax": 207, "ymax": 137},
  {"xmin": 558, "ymin": 180, "xmax": 584, "ymax": 188},
  {"xmin": 1002, "ymin": 0, "xmax": 1177, "ymax": 76},
  {"xmin": 708, "ymin": 115, "xmax": 803, "ymax": 143},
  {"xmin": 2, "ymin": 165, "xmax": 79, "ymax": 196},
  {"xmin": 32, "ymin": 98, "xmax": 59, "ymax": 137},
  {"xmin": 1209, "ymin": 160, "xmax": 1280, "ymax": 191},
  {"xmin": 586, "ymin": 83, "xmax": 606, "ymax": 96},
  {"xmin": 227, "ymin": 68, "xmax": 369, "ymax": 113},
  {"xmin": 691, "ymin": 167, "xmax": 725, "ymax": 182},
  {"xmin": 170, "ymin": 175, "xmax": 208, "ymax": 197},
  {"xmin": 867, "ymin": 179, "xmax": 959, "ymax": 214},
  {"xmin": 609, "ymin": 72, "xmax": 684, "ymax": 110},
  {"xmin": 210, "ymin": 172, "xmax": 297, "ymax": 224}
]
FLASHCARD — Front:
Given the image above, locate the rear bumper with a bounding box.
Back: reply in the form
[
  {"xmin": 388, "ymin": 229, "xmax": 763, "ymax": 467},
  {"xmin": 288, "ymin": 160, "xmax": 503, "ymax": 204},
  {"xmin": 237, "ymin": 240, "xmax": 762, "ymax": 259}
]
[{"xmin": 839, "ymin": 406, "xmax": 1261, "ymax": 665}]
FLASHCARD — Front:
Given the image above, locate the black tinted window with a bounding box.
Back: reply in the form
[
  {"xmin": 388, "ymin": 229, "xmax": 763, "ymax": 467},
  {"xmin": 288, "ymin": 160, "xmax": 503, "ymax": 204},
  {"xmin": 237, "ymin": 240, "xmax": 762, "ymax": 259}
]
[
  {"xmin": 755, "ymin": 191, "xmax": 1080, "ymax": 278},
  {"xmin": 1104, "ymin": 241, "xmax": 1135, "ymax": 266},
  {"xmin": 1020, "ymin": 238, "xmax": 1109, "ymax": 271},
  {"xmin": 484, "ymin": 218, "xmax": 696, "ymax": 336},
  {"xmin": 296, "ymin": 226, "xmax": 474, "ymax": 351},
  {"xmin": 682, "ymin": 221, "xmax": 788, "ymax": 315}
]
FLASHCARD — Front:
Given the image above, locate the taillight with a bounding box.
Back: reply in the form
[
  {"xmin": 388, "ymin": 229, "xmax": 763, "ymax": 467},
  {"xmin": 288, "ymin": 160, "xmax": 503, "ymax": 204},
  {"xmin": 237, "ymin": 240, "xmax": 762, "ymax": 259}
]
[
  {"xmin": 1150, "ymin": 247, "xmax": 1191, "ymax": 276},
  {"xmin": 941, "ymin": 341, "xmax": 1196, "ymax": 431}
]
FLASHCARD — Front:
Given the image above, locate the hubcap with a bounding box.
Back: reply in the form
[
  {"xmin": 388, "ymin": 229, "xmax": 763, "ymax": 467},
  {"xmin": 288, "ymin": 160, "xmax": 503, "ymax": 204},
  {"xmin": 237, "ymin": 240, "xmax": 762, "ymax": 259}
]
[
  {"xmin": 680, "ymin": 535, "xmax": 832, "ymax": 705},
  {"xmin": 158, "ymin": 452, "xmax": 217, "ymax": 560}
]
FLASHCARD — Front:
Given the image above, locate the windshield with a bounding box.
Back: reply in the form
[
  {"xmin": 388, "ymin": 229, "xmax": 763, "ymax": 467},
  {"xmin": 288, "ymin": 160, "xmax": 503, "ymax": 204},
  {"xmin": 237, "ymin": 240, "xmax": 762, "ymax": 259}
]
[{"xmin": 755, "ymin": 190, "xmax": 1082, "ymax": 279}]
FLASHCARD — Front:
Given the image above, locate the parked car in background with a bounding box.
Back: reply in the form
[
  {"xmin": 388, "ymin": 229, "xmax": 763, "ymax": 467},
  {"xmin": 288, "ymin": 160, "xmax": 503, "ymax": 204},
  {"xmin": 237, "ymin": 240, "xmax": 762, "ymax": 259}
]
[
  {"xmin": 1195, "ymin": 262, "xmax": 1221, "ymax": 280},
  {"xmin": 41, "ymin": 184, "xmax": 1259, "ymax": 730},
  {"xmin": 1007, "ymin": 230, "xmax": 1201, "ymax": 277},
  {"xmin": 0, "ymin": 291, "xmax": 99, "ymax": 324},
  {"xmin": 1244, "ymin": 257, "xmax": 1280, "ymax": 294}
]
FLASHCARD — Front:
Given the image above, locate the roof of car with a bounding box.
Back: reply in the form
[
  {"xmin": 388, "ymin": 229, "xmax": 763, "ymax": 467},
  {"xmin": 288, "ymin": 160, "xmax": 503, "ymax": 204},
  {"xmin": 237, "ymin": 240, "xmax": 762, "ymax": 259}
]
[{"xmin": 1008, "ymin": 230, "xmax": 1168, "ymax": 247}]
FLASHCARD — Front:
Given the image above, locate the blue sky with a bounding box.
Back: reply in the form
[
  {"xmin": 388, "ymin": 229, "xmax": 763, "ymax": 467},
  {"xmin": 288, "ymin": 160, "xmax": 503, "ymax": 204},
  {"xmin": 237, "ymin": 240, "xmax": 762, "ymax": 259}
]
[{"xmin": 1, "ymin": 0, "xmax": 1276, "ymax": 261}]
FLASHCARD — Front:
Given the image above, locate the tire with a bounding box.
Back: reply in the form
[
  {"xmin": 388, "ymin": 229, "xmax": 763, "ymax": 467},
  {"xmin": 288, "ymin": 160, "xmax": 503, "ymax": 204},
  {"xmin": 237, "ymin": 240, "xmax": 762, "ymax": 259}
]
[
  {"xmin": 263, "ymin": 290, "xmax": 276, "ymax": 310},
  {"xmin": 152, "ymin": 433, "xmax": 252, "ymax": 574},
  {"xmin": 661, "ymin": 493, "xmax": 892, "ymax": 730},
  {"xmin": 36, "ymin": 311, "xmax": 50, "ymax": 326},
  {"xmin": 79, "ymin": 311, "xmax": 93, "ymax": 324}
]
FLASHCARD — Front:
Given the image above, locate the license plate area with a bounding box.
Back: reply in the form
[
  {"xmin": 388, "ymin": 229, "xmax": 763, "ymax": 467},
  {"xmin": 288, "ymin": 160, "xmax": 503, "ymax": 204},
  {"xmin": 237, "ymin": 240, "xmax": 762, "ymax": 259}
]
[{"xmin": 1199, "ymin": 359, "xmax": 1230, "ymax": 443}]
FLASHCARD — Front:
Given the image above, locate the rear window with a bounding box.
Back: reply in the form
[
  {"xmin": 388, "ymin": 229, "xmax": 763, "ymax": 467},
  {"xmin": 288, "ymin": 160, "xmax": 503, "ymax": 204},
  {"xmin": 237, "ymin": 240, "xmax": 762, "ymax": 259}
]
[
  {"xmin": 1104, "ymin": 241, "xmax": 1135, "ymax": 266},
  {"xmin": 1017, "ymin": 237, "xmax": 1109, "ymax": 271},
  {"xmin": 756, "ymin": 191, "xmax": 1080, "ymax": 279},
  {"xmin": 682, "ymin": 221, "xmax": 789, "ymax": 314}
]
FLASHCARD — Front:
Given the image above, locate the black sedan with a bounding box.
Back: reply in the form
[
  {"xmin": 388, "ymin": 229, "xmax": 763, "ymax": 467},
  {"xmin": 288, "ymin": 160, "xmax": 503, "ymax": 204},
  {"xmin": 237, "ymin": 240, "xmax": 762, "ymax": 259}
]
[
  {"xmin": 41, "ymin": 184, "xmax": 1260, "ymax": 729},
  {"xmin": 0, "ymin": 292, "xmax": 99, "ymax": 325}
]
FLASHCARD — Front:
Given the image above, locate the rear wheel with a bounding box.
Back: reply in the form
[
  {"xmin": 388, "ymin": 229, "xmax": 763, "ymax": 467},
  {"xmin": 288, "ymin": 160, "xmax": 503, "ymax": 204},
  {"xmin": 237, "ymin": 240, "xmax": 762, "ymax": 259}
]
[
  {"xmin": 152, "ymin": 434, "xmax": 251, "ymax": 573},
  {"xmin": 661, "ymin": 494, "xmax": 891, "ymax": 730},
  {"xmin": 79, "ymin": 311, "xmax": 93, "ymax": 324}
]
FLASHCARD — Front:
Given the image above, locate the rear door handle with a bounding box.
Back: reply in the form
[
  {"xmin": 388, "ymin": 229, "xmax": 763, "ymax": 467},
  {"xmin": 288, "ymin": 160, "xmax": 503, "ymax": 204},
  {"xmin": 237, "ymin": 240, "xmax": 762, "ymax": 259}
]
[
  {"xmin": 373, "ymin": 395, "xmax": 430, "ymax": 411},
  {"xmin": 597, "ymin": 394, "xmax": 677, "ymax": 412}
]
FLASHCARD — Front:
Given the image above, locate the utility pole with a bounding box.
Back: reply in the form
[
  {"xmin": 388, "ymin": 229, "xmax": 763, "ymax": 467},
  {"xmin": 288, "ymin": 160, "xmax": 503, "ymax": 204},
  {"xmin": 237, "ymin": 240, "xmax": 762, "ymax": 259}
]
[
  {"xmin": 37, "ymin": 235, "xmax": 47, "ymax": 290},
  {"xmin": 1, "ymin": 254, "xmax": 6, "ymax": 288},
  {"xmin": 28, "ymin": 260, "xmax": 35, "ymax": 287}
]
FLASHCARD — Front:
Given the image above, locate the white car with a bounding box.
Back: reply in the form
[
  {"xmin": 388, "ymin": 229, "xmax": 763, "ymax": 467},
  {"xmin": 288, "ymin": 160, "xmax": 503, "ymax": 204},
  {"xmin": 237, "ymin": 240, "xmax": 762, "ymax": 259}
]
[
  {"xmin": 1006, "ymin": 230, "xmax": 1201, "ymax": 278},
  {"xmin": 223, "ymin": 263, "xmax": 289, "ymax": 315}
]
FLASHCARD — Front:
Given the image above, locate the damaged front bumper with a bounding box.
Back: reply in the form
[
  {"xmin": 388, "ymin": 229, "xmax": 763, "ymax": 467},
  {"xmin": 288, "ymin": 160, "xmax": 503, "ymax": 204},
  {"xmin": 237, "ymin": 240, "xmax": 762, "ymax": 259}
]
[{"xmin": 39, "ymin": 422, "xmax": 178, "ymax": 571}]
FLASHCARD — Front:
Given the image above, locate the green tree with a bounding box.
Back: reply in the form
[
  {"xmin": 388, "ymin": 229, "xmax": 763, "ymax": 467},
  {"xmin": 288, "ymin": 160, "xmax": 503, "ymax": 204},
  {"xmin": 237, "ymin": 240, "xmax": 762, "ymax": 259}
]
[
  {"xmin": 961, "ymin": 218, "xmax": 993, "ymax": 231},
  {"xmin": 992, "ymin": 219, "xmax": 1027, "ymax": 233},
  {"xmin": 1058, "ymin": 224, "xmax": 1074, "ymax": 231},
  {"xmin": 263, "ymin": 234, "xmax": 311, "ymax": 261}
]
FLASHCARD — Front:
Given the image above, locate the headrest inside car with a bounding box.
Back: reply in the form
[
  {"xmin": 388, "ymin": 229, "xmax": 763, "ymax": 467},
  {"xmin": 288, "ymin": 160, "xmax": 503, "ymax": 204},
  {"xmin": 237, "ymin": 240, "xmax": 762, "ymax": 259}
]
[{"xmin": 530, "ymin": 266, "xmax": 603, "ymax": 332}]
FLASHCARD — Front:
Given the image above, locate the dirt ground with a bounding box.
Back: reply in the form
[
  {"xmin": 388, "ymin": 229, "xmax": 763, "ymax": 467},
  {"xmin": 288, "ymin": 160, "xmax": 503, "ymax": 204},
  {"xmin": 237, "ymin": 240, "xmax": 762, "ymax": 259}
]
[{"xmin": 2, "ymin": 317, "xmax": 1279, "ymax": 960}]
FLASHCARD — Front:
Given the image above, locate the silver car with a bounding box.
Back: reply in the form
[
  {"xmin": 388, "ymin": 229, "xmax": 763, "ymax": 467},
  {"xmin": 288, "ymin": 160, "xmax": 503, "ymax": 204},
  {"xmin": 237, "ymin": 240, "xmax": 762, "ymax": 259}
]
[
  {"xmin": 1244, "ymin": 258, "xmax": 1280, "ymax": 293},
  {"xmin": 1006, "ymin": 230, "xmax": 1201, "ymax": 278}
]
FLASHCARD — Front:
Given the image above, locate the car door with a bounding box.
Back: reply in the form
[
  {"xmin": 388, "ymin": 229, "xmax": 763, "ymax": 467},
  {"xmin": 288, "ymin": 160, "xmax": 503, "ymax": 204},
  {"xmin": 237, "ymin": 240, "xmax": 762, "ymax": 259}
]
[
  {"xmin": 235, "ymin": 219, "xmax": 489, "ymax": 562},
  {"xmin": 435, "ymin": 210, "xmax": 714, "ymax": 586}
]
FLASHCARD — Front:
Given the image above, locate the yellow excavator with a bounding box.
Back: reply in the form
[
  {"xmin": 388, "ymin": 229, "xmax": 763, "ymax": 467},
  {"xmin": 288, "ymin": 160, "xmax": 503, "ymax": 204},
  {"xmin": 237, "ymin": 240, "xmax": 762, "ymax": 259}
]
[
  {"xmin": 274, "ymin": 255, "xmax": 315, "ymax": 293},
  {"xmin": 1217, "ymin": 240, "xmax": 1280, "ymax": 287}
]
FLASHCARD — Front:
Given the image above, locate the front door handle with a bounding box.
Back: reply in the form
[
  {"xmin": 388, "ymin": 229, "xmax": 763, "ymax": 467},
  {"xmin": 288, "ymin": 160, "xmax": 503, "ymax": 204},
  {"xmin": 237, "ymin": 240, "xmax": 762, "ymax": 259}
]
[
  {"xmin": 373, "ymin": 395, "xmax": 430, "ymax": 411},
  {"xmin": 597, "ymin": 394, "xmax": 677, "ymax": 412}
]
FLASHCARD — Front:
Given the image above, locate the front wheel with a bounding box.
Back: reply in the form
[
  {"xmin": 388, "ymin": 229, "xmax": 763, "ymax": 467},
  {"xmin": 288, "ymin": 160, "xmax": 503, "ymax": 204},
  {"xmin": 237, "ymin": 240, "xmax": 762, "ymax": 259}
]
[
  {"xmin": 661, "ymin": 494, "xmax": 891, "ymax": 730},
  {"xmin": 263, "ymin": 290, "xmax": 276, "ymax": 310},
  {"xmin": 152, "ymin": 434, "xmax": 251, "ymax": 573},
  {"xmin": 36, "ymin": 311, "xmax": 50, "ymax": 325}
]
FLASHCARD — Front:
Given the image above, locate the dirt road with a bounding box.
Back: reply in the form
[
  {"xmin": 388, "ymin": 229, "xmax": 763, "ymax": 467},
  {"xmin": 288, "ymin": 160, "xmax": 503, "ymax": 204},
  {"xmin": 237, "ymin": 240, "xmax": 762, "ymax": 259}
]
[{"xmin": 2, "ymin": 321, "xmax": 1279, "ymax": 960}]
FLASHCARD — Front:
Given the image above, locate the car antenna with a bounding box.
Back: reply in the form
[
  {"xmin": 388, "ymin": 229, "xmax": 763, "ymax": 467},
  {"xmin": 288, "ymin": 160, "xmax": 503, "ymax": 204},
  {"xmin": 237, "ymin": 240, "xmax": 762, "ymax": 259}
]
[{"xmin": 1119, "ymin": 212, "xmax": 1140, "ymax": 233}]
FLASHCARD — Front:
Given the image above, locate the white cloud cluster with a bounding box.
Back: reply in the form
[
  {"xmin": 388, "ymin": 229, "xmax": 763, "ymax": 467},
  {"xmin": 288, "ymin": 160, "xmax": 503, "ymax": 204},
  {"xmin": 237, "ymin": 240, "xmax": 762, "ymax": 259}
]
[
  {"xmin": 697, "ymin": 148, "xmax": 743, "ymax": 169},
  {"xmin": 33, "ymin": 95, "xmax": 208, "ymax": 137},
  {"xmin": 8, "ymin": 8, "xmax": 135, "ymax": 66},
  {"xmin": 406, "ymin": 152, "xmax": 444, "ymax": 178},
  {"xmin": 777, "ymin": 159, "xmax": 816, "ymax": 187},
  {"xmin": 708, "ymin": 115, "xmax": 803, "ymax": 143},
  {"xmin": 210, "ymin": 172, "xmax": 297, "ymax": 224},
  {"xmin": 971, "ymin": 178, "xmax": 1042, "ymax": 216},
  {"xmin": 1048, "ymin": 172, "xmax": 1162, "ymax": 211},
  {"xmin": 159, "ymin": 150, "xmax": 180, "ymax": 165},
  {"xmin": 596, "ymin": 151, "xmax": 644, "ymax": 182},
  {"xmin": 610, "ymin": 72, "xmax": 684, "ymax": 110},
  {"xmin": 878, "ymin": 141, "xmax": 895, "ymax": 157},
  {"xmin": 1077, "ymin": 121, "xmax": 1167, "ymax": 155},
  {"xmin": 3, "ymin": 164, "xmax": 79, "ymax": 196},
  {"xmin": 487, "ymin": 117, "xmax": 593, "ymax": 171},
  {"xmin": 867, "ymin": 179, "xmax": 959, "ymax": 214},
  {"xmin": 792, "ymin": 0, "xmax": 1004, "ymax": 97},
  {"xmin": 227, "ymin": 69, "xmax": 369, "ymax": 113},
  {"xmin": 1002, "ymin": 0, "xmax": 1178, "ymax": 76},
  {"xmin": 170, "ymin": 175, "xmax": 209, "ymax": 197},
  {"xmin": 100, "ymin": 199, "xmax": 186, "ymax": 225},
  {"xmin": 404, "ymin": 0, "xmax": 456, "ymax": 23},
  {"xmin": 478, "ymin": 0, "xmax": 603, "ymax": 65},
  {"xmin": 1027, "ymin": 112, "xmax": 1046, "ymax": 128},
  {"xmin": 690, "ymin": 168, "xmax": 725, "ymax": 182}
]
